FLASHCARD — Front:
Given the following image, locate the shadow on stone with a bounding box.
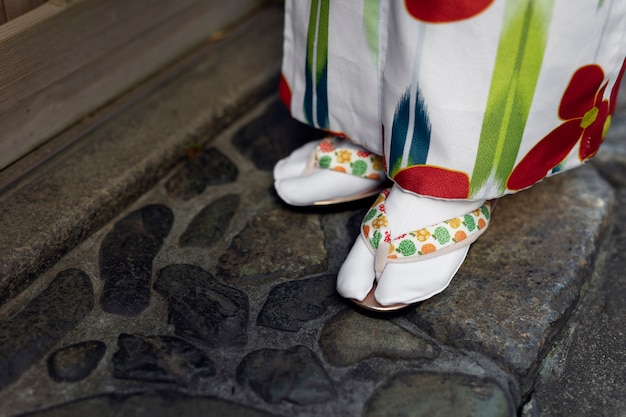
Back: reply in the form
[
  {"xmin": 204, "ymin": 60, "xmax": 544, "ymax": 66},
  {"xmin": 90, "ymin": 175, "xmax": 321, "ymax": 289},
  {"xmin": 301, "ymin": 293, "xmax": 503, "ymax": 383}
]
[
  {"xmin": 319, "ymin": 309, "xmax": 440, "ymax": 367},
  {"xmin": 179, "ymin": 194, "xmax": 240, "ymax": 248},
  {"xmin": 99, "ymin": 204, "xmax": 174, "ymax": 316},
  {"xmin": 236, "ymin": 345, "xmax": 336, "ymax": 405},
  {"xmin": 364, "ymin": 371, "xmax": 515, "ymax": 417},
  {"xmin": 16, "ymin": 391, "xmax": 276, "ymax": 417},
  {"xmin": 47, "ymin": 340, "xmax": 106, "ymax": 383},
  {"xmin": 257, "ymin": 274, "xmax": 340, "ymax": 332},
  {"xmin": 154, "ymin": 264, "xmax": 248, "ymax": 348},
  {"xmin": 165, "ymin": 147, "xmax": 238, "ymax": 201},
  {"xmin": 217, "ymin": 209, "xmax": 327, "ymax": 284},
  {"xmin": 0, "ymin": 269, "xmax": 94, "ymax": 390},
  {"xmin": 112, "ymin": 334, "xmax": 215, "ymax": 387},
  {"xmin": 231, "ymin": 99, "xmax": 326, "ymax": 171}
]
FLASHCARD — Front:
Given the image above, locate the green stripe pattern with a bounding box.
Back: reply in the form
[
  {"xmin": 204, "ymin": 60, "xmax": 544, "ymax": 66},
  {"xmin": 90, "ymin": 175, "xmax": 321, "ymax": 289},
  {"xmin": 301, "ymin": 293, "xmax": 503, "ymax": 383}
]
[
  {"xmin": 363, "ymin": 0, "xmax": 380, "ymax": 64},
  {"xmin": 304, "ymin": 0, "xmax": 330, "ymax": 129},
  {"xmin": 469, "ymin": 0, "xmax": 555, "ymax": 197}
]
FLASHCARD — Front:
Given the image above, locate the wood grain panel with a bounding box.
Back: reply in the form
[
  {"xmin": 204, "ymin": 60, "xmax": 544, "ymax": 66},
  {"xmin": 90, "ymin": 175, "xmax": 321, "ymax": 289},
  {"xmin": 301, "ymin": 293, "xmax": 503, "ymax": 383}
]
[
  {"xmin": 2, "ymin": 0, "xmax": 47, "ymax": 21},
  {"xmin": 0, "ymin": 0, "xmax": 263, "ymax": 169}
]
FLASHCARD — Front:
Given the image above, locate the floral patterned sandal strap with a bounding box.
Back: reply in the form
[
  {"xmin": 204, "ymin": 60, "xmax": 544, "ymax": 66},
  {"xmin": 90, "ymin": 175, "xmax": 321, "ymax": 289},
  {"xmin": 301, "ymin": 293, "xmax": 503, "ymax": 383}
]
[
  {"xmin": 313, "ymin": 137, "xmax": 386, "ymax": 180},
  {"xmin": 360, "ymin": 189, "xmax": 495, "ymax": 277}
]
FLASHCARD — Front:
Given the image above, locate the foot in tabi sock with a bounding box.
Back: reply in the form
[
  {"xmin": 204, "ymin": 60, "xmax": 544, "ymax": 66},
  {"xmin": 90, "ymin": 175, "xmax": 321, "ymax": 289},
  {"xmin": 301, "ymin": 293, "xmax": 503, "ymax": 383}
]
[
  {"xmin": 337, "ymin": 184, "xmax": 494, "ymax": 311},
  {"xmin": 273, "ymin": 137, "xmax": 387, "ymax": 206}
]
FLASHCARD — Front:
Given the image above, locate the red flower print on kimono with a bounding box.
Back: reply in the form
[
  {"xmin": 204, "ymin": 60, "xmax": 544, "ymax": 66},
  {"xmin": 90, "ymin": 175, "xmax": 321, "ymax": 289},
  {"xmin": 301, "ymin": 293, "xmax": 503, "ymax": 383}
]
[
  {"xmin": 279, "ymin": 74, "xmax": 292, "ymax": 111},
  {"xmin": 507, "ymin": 61, "xmax": 626, "ymax": 191},
  {"xmin": 405, "ymin": 0, "xmax": 494, "ymax": 23}
]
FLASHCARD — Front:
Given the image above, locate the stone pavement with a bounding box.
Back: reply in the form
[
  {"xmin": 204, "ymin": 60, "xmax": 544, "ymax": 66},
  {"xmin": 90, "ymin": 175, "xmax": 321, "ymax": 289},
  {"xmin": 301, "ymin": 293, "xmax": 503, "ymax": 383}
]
[{"xmin": 0, "ymin": 6, "xmax": 625, "ymax": 417}]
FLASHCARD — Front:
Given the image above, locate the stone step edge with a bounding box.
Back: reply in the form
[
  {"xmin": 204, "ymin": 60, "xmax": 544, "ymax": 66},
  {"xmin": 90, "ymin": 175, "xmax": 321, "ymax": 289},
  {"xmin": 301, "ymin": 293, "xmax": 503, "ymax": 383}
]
[{"xmin": 0, "ymin": 6, "xmax": 284, "ymax": 305}]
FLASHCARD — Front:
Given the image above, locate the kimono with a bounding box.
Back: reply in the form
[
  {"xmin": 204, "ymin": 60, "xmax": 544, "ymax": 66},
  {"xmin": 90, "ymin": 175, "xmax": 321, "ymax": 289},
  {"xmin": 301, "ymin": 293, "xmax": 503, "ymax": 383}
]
[{"xmin": 280, "ymin": 0, "xmax": 626, "ymax": 200}]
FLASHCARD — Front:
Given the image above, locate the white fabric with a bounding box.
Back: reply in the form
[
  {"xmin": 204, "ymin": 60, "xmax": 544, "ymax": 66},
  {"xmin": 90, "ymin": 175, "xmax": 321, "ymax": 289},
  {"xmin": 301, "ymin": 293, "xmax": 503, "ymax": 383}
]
[{"xmin": 282, "ymin": 0, "xmax": 626, "ymax": 200}]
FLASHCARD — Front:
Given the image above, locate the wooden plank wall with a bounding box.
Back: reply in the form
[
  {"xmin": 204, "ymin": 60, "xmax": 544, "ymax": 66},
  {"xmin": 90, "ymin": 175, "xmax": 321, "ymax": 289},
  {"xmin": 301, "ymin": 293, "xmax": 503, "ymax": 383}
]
[
  {"xmin": 0, "ymin": 0, "xmax": 264, "ymax": 170},
  {"xmin": 0, "ymin": 0, "xmax": 47, "ymax": 24}
]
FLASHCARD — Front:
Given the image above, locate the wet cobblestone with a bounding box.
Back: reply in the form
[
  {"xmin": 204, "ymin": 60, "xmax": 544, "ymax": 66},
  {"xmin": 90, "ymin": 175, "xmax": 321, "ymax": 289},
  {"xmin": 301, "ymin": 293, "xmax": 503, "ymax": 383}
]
[
  {"xmin": 179, "ymin": 194, "xmax": 240, "ymax": 248},
  {"xmin": 217, "ymin": 209, "xmax": 328, "ymax": 284},
  {"xmin": 47, "ymin": 341, "xmax": 106, "ymax": 383},
  {"xmin": 407, "ymin": 165, "xmax": 612, "ymax": 390},
  {"xmin": 154, "ymin": 264, "xmax": 249, "ymax": 348},
  {"xmin": 99, "ymin": 205, "xmax": 174, "ymax": 316},
  {"xmin": 319, "ymin": 309, "xmax": 440, "ymax": 367},
  {"xmin": 0, "ymin": 269, "xmax": 93, "ymax": 390},
  {"xmin": 112, "ymin": 334, "xmax": 216, "ymax": 386},
  {"xmin": 18, "ymin": 392, "xmax": 277, "ymax": 417},
  {"xmin": 257, "ymin": 274, "xmax": 339, "ymax": 332},
  {"xmin": 165, "ymin": 147, "xmax": 239, "ymax": 201},
  {"xmin": 0, "ymin": 87, "xmax": 625, "ymax": 416},
  {"xmin": 364, "ymin": 372, "xmax": 515, "ymax": 417},
  {"xmin": 231, "ymin": 100, "xmax": 325, "ymax": 172},
  {"xmin": 236, "ymin": 345, "xmax": 337, "ymax": 405},
  {"xmin": 530, "ymin": 187, "xmax": 626, "ymax": 417}
]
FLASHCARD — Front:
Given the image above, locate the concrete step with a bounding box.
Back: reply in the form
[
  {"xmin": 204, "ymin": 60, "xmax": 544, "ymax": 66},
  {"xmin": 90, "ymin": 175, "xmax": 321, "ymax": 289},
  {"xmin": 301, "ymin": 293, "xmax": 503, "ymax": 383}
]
[
  {"xmin": 0, "ymin": 4, "xmax": 625, "ymax": 416},
  {"xmin": 0, "ymin": 5, "xmax": 283, "ymax": 305}
]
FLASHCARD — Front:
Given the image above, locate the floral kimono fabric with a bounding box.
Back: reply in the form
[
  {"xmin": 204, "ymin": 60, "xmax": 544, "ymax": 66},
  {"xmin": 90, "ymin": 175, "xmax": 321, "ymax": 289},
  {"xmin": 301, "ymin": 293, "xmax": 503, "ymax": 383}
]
[{"xmin": 280, "ymin": 0, "xmax": 626, "ymax": 200}]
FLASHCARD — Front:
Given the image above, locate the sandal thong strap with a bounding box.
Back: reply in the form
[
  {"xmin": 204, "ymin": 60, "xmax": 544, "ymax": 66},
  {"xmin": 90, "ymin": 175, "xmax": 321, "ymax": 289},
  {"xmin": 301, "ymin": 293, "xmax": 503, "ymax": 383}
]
[
  {"xmin": 361, "ymin": 189, "xmax": 494, "ymax": 277},
  {"xmin": 313, "ymin": 137, "xmax": 385, "ymax": 180}
]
